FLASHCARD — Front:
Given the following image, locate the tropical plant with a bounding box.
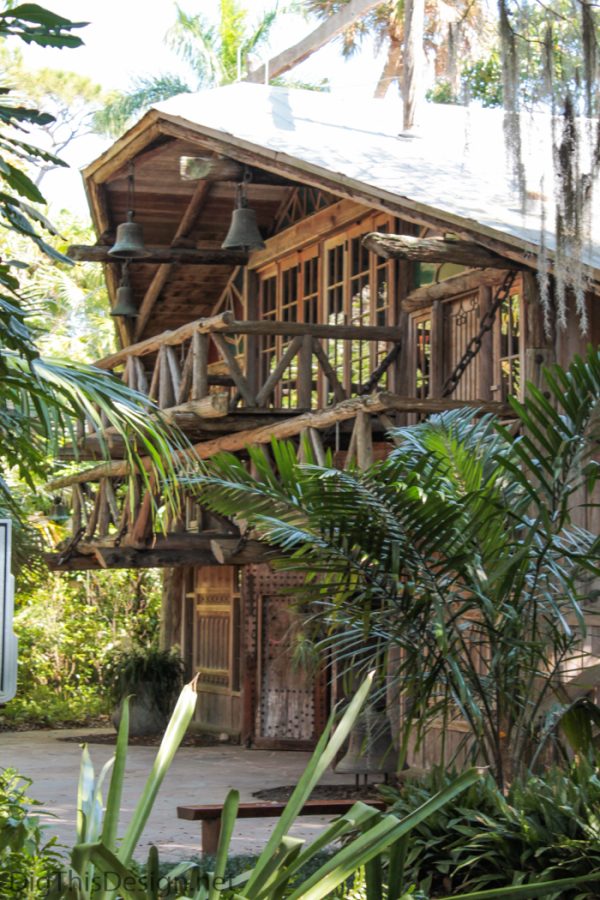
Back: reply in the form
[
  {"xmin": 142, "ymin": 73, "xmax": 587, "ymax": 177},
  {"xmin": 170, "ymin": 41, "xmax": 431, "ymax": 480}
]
[
  {"xmin": 304, "ymin": 0, "xmax": 492, "ymax": 100},
  {"xmin": 35, "ymin": 673, "xmax": 600, "ymax": 899},
  {"xmin": 190, "ymin": 348, "xmax": 600, "ymax": 791},
  {"xmin": 379, "ymin": 759, "xmax": 600, "ymax": 898},
  {"xmin": 0, "ymin": 767, "xmax": 62, "ymax": 899},
  {"xmin": 0, "ymin": 2, "xmax": 191, "ymax": 516},
  {"xmin": 1, "ymin": 567, "xmax": 162, "ymax": 729},
  {"xmin": 93, "ymin": 0, "xmax": 279, "ymax": 137},
  {"xmin": 43, "ymin": 672, "xmax": 491, "ymax": 900}
]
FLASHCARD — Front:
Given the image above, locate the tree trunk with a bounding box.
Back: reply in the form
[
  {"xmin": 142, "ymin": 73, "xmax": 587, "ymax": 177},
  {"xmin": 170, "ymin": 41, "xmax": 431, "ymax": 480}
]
[
  {"xmin": 374, "ymin": 34, "xmax": 402, "ymax": 99},
  {"xmin": 402, "ymin": 0, "xmax": 425, "ymax": 130}
]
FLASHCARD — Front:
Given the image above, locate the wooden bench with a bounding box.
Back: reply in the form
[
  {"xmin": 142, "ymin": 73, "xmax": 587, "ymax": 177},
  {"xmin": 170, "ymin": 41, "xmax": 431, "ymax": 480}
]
[{"xmin": 177, "ymin": 798, "xmax": 387, "ymax": 854}]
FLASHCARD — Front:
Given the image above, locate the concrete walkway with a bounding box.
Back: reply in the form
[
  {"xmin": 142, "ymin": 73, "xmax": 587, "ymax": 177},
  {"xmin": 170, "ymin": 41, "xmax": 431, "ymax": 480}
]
[{"xmin": 0, "ymin": 728, "xmax": 353, "ymax": 862}]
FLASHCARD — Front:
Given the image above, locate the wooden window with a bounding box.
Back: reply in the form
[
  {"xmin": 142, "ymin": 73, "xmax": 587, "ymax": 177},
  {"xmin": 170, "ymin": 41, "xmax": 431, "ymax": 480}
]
[
  {"xmin": 257, "ymin": 215, "xmax": 395, "ymax": 408},
  {"xmin": 280, "ymin": 260, "xmax": 300, "ymax": 408},
  {"xmin": 495, "ymin": 290, "xmax": 522, "ymax": 400},
  {"xmin": 414, "ymin": 315, "xmax": 432, "ymax": 400}
]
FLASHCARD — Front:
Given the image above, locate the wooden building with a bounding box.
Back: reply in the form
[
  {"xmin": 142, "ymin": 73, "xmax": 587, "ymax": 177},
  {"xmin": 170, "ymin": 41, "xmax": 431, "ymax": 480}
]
[{"xmin": 48, "ymin": 84, "xmax": 600, "ymax": 751}]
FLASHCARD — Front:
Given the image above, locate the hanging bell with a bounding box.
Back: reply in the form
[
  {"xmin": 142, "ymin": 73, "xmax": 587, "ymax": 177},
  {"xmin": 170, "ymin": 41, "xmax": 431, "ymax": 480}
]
[
  {"xmin": 108, "ymin": 211, "xmax": 149, "ymax": 259},
  {"xmin": 221, "ymin": 206, "xmax": 265, "ymax": 251},
  {"xmin": 111, "ymin": 281, "xmax": 138, "ymax": 318},
  {"xmin": 335, "ymin": 707, "xmax": 396, "ymax": 776}
]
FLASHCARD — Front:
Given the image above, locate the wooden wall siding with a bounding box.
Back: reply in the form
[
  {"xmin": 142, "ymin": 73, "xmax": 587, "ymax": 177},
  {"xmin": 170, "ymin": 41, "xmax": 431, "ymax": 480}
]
[
  {"xmin": 243, "ymin": 565, "xmax": 329, "ymax": 749},
  {"xmin": 189, "ymin": 565, "xmax": 242, "ymax": 735}
]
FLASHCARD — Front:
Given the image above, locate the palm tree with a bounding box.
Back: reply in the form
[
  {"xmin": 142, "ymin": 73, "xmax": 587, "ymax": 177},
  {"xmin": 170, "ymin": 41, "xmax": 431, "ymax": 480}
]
[
  {"xmin": 304, "ymin": 0, "xmax": 489, "ymax": 100},
  {"xmin": 93, "ymin": 0, "xmax": 280, "ymax": 137},
  {"xmin": 191, "ymin": 350, "xmax": 600, "ymax": 788}
]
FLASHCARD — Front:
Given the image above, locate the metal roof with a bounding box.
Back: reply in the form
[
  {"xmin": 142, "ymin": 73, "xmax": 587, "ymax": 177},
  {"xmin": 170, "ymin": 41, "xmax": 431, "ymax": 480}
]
[{"xmin": 152, "ymin": 82, "xmax": 599, "ymax": 275}]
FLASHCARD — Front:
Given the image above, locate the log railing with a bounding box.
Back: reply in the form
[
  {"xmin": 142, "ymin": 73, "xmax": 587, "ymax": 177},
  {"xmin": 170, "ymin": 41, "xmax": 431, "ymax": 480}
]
[
  {"xmin": 75, "ymin": 312, "xmax": 403, "ymax": 449},
  {"xmin": 49, "ymin": 312, "xmax": 513, "ymax": 568},
  {"xmin": 50, "ymin": 389, "xmax": 511, "ymax": 569}
]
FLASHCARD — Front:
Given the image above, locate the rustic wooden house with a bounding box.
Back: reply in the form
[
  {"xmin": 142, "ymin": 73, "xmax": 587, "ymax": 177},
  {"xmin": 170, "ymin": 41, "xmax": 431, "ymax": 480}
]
[{"xmin": 48, "ymin": 84, "xmax": 600, "ymax": 753}]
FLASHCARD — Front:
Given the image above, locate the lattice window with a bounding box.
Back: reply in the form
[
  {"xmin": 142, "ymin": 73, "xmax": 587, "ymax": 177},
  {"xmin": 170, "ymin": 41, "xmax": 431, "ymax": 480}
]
[
  {"xmin": 325, "ymin": 241, "xmax": 346, "ymax": 405},
  {"xmin": 497, "ymin": 292, "xmax": 522, "ymax": 400},
  {"xmin": 259, "ymin": 272, "xmax": 277, "ymax": 393},
  {"xmin": 415, "ymin": 316, "xmax": 432, "ymax": 400}
]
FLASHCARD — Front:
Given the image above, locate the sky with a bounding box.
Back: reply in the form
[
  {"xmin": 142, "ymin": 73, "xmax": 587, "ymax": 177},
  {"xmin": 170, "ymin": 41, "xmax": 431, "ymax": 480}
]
[{"xmin": 16, "ymin": 1, "xmax": 387, "ymax": 215}]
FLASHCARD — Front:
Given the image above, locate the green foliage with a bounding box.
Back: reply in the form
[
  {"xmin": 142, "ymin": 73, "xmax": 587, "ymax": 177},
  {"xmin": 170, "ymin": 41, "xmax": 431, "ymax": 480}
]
[
  {"xmin": 93, "ymin": 0, "xmax": 279, "ymax": 137},
  {"xmin": 1, "ymin": 568, "xmax": 161, "ymax": 728},
  {"xmin": 192, "ymin": 349, "xmax": 600, "ymax": 788},
  {"xmin": 0, "ymin": 2, "xmax": 192, "ymax": 517},
  {"xmin": 103, "ymin": 646, "xmax": 185, "ymax": 718},
  {"xmin": 46, "ymin": 675, "xmax": 489, "ymax": 899},
  {"xmin": 461, "ymin": 54, "xmax": 503, "ymax": 107},
  {"xmin": 380, "ymin": 760, "xmax": 600, "ymax": 898},
  {"xmin": 0, "ymin": 768, "xmax": 62, "ymax": 898}
]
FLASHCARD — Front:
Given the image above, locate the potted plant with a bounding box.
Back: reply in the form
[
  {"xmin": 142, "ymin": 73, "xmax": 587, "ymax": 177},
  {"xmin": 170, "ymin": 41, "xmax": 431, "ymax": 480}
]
[{"xmin": 105, "ymin": 645, "xmax": 185, "ymax": 737}]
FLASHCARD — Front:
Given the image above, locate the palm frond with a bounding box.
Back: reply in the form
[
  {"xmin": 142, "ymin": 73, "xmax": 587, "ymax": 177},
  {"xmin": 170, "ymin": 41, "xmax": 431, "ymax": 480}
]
[{"xmin": 92, "ymin": 75, "xmax": 192, "ymax": 137}]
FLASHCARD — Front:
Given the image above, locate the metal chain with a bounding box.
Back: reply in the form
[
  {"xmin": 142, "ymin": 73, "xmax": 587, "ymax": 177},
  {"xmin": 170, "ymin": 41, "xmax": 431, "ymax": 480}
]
[{"xmin": 442, "ymin": 270, "xmax": 518, "ymax": 397}]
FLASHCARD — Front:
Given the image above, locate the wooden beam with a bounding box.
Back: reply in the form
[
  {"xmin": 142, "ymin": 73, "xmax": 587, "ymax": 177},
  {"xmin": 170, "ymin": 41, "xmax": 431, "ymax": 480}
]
[
  {"xmin": 47, "ymin": 535, "xmax": 273, "ymax": 571},
  {"xmin": 68, "ymin": 245, "xmax": 248, "ymax": 265},
  {"xmin": 180, "ymin": 155, "xmax": 243, "ymax": 182},
  {"xmin": 363, "ymin": 233, "xmax": 525, "ymax": 269},
  {"xmin": 47, "ymin": 392, "xmax": 512, "ymax": 489},
  {"xmin": 162, "ymin": 393, "xmax": 229, "ymax": 425},
  {"xmin": 245, "ymin": 0, "xmax": 381, "ymax": 83},
  {"xmin": 401, "ymin": 268, "xmax": 509, "ymax": 312}
]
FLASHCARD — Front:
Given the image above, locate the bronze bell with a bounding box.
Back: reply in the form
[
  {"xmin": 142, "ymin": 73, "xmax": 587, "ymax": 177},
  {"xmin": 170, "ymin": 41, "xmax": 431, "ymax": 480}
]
[
  {"xmin": 111, "ymin": 276, "xmax": 138, "ymax": 318},
  {"xmin": 108, "ymin": 211, "xmax": 149, "ymax": 259},
  {"xmin": 335, "ymin": 707, "xmax": 396, "ymax": 776},
  {"xmin": 221, "ymin": 206, "xmax": 265, "ymax": 252}
]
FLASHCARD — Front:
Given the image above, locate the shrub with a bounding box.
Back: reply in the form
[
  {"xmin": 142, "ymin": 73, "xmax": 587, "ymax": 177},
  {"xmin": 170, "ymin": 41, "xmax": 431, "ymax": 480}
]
[
  {"xmin": 380, "ymin": 760, "xmax": 600, "ymax": 898},
  {"xmin": 0, "ymin": 768, "xmax": 62, "ymax": 898}
]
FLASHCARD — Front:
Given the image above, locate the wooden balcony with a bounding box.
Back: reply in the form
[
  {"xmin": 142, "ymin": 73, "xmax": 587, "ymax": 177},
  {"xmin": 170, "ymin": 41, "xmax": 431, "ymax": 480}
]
[{"xmin": 48, "ymin": 312, "xmax": 510, "ymax": 571}]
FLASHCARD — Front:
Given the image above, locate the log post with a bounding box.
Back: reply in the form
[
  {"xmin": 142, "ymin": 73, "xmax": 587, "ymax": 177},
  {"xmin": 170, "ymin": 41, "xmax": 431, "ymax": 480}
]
[
  {"xmin": 297, "ymin": 334, "xmax": 314, "ymax": 408},
  {"xmin": 355, "ymin": 410, "xmax": 374, "ymax": 469},
  {"xmin": 192, "ymin": 331, "xmax": 209, "ymax": 401},
  {"xmin": 160, "ymin": 567, "xmax": 184, "ymax": 651},
  {"xmin": 524, "ymin": 271, "xmax": 555, "ymax": 390},
  {"xmin": 158, "ymin": 346, "xmax": 175, "ymax": 409},
  {"xmin": 478, "ymin": 286, "xmax": 494, "ymax": 401},
  {"xmin": 429, "ymin": 300, "xmax": 444, "ymax": 398},
  {"xmin": 244, "ymin": 269, "xmax": 260, "ymax": 399}
]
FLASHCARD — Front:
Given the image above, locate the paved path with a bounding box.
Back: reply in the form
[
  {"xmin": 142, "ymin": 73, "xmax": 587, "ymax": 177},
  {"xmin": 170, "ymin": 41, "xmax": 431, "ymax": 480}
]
[{"xmin": 0, "ymin": 728, "xmax": 353, "ymax": 861}]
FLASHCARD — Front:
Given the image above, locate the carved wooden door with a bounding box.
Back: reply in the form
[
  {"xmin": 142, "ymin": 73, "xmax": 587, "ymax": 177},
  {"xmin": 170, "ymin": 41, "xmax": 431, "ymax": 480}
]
[{"xmin": 243, "ymin": 566, "xmax": 328, "ymax": 749}]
